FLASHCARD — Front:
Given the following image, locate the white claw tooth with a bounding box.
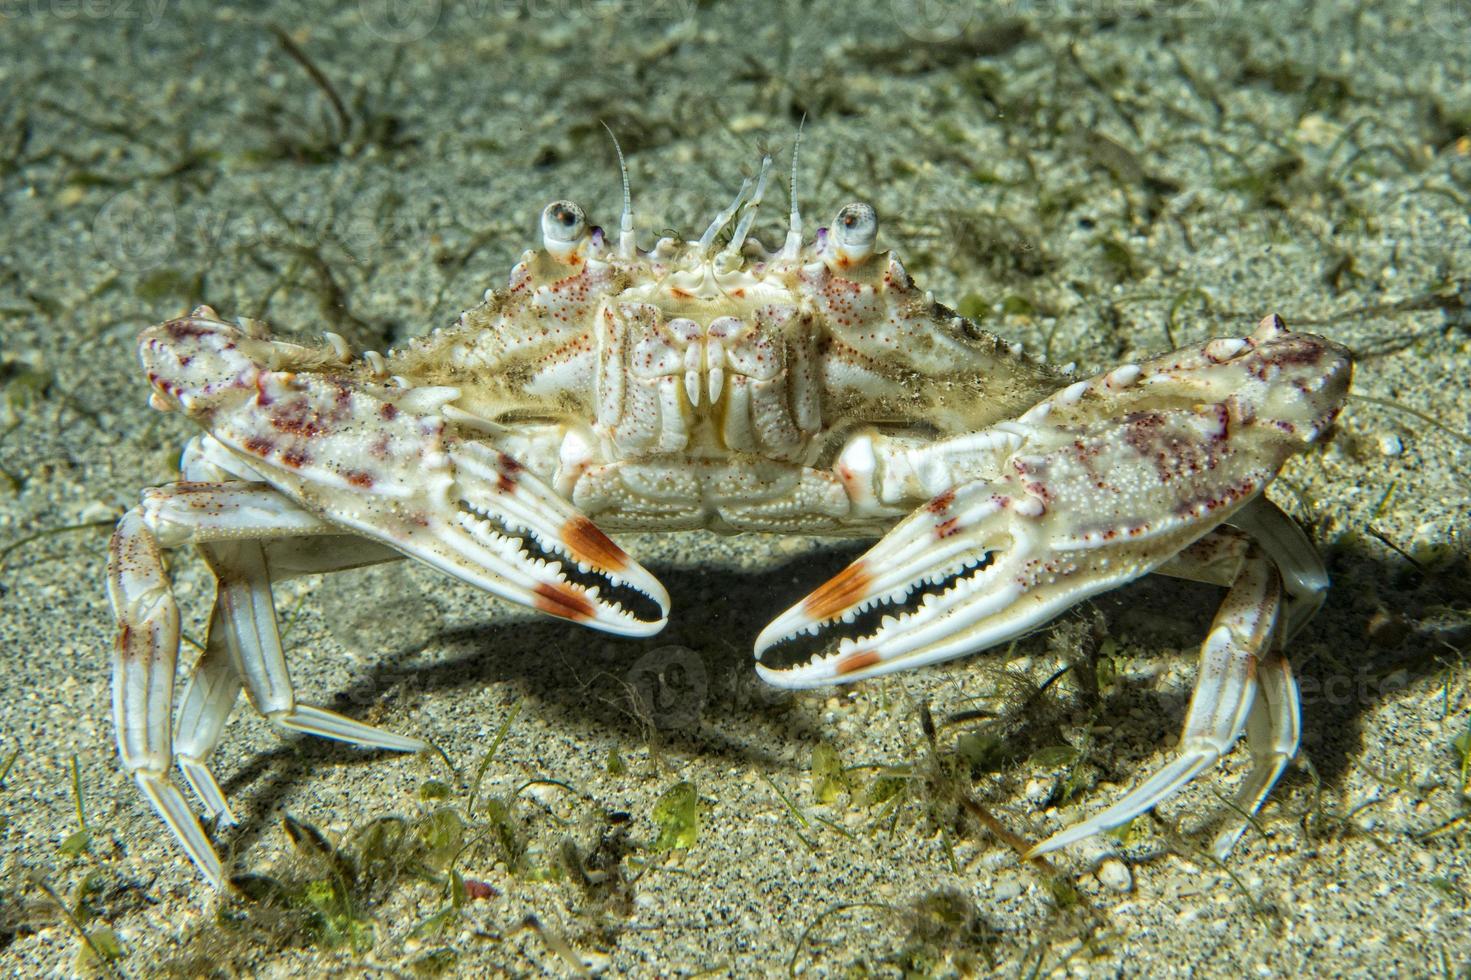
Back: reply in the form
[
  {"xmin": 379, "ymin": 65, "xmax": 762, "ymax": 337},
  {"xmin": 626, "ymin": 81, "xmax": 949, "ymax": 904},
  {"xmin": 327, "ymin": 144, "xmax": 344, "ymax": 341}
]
[
  {"xmin": 1060, "ymin": 380, "xmax": 1089, "ymax": 404},
  {"xmin": 1106, "ymin": 364, "xmax": 1141, "ymax": 388},
  {"xmin": 1019, "ymin": 401, "xmax": 1052, "ymax": 423},
  {"xmin": 323, "ymin": 331, "xmax": 352, "ymax": 360},
  {"xmin": 364, "ymin": 350, "xmax": 388, "ymax": 377},
  {"xmin": 1208, "ymin": 337, "xmax": 1248, "ymax": 361}
]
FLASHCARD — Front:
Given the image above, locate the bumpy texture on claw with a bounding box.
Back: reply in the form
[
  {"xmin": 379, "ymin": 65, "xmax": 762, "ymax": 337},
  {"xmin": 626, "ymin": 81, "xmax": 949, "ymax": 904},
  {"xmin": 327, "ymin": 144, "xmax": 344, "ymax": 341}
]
[
  {"xmin": 756, "ymin": 316, "xmax": 1350, "ymax": 687},
  {"xmin": 141, "ymin": 311, "xmax": 669, "ymax": 635}
]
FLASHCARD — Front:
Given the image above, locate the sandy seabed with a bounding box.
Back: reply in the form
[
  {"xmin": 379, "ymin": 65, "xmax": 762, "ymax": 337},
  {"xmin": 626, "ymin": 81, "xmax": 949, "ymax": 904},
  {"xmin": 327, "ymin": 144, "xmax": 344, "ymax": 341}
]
[{"xmin": 1, "ymin": 1, "xmax": 1468, "ymax": 975}]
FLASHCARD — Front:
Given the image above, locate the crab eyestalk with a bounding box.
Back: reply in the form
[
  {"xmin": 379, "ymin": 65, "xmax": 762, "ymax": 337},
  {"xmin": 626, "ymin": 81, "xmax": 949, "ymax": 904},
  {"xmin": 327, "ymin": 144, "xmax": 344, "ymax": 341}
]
[
  {"xmin": 541, "ymin": 200, "xmax": 591, "ymax": 262},
  {"xmin": 824, "ymin": 202, "xmax": 878, "ymax": 270}
]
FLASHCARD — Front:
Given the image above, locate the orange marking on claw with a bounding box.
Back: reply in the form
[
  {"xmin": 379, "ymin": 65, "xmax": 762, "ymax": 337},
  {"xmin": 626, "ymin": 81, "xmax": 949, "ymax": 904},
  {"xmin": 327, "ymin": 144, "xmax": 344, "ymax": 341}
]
[
  {"xmin": 803, "ymin": 560, "xmax": 872, "ymax": 623},
  {"xmin": 562, "ymin": 516, "xmax": 629, "ymax": 571},
  {"xmin": 533, "ymin": 582, "xmax": 595, "ymax": 622},
  {"xmin": 836, "ymin": 649, "xmax": 881, "ymax": 675}
]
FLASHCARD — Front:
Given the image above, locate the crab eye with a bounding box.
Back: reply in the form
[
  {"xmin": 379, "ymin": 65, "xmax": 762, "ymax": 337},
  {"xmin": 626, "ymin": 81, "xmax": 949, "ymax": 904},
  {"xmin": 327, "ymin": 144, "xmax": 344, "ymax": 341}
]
[
  {"xmin": 541, "ymin": 200, "xmax": 588, "ymax": 257},
  {"xmin": 830, "ymin": 202, "xmax": 877, "ymax": 266}
]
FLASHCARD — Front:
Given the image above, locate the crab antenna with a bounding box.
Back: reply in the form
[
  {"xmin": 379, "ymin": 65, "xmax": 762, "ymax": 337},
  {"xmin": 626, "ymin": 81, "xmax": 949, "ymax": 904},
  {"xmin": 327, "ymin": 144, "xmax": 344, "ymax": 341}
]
[
  {"xmin": 698, "ymin": 174, "xmax": 753, "ymax": 254},
  {"xmin": 602, "ymin": 122, "xmax": 636, "ymax": 258},
  {"xmin": 780, "ymin": 116, "xmax": 806, "ymax": 259},
  {"xmin": 722, "ymin": 154, "xmax": 772, "ymax": 259}
]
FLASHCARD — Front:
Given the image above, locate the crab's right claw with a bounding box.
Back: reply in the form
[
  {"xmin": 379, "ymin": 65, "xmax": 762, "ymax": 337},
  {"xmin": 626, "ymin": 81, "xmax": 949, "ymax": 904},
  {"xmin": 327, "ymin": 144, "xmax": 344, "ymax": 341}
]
[
  {"xmin": 753, "ymin": 470, "xmax": 1173, "ymax": 687},
  {"xmin": 141, "ymin": 312, "xmax": 669, "ymax": 636},
  {"xmin": 432, "ymin": 441, "xmax": 671, "ymax": 635},
  {"xmin": 755, "ymin": 320, "xmax": 1351, "ymax": 687}
]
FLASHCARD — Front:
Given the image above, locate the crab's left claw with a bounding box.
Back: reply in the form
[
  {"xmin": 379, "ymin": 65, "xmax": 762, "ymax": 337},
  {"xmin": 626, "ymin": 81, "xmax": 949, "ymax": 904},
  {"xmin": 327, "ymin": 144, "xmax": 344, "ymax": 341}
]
[
  {"xmin": 756, "ymin": 320, "xmax": 1351, "ymax": 685},
  {"xmin": 755, "ymin": 414, "xmax": 1284, "ymax": 687},
  {"xmin": 754, "ymin": 467, "xmax": 1177, "ymax": 687}
]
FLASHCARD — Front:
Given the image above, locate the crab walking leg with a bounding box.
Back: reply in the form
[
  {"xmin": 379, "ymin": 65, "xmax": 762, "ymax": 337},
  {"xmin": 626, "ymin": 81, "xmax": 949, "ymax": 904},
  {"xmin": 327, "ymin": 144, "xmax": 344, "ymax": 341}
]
[
  {"xmin": 108, "ymin": 509, "xmax": 224, "ymax": 889},
  {"xmin": 172, "ymin": 607, "xmax": 242, "ymax": 824},
  {"xmin": 198, "ymin": 537, "xmax": 428, "ymax": 750},
  {"xmin": 1025, "ymin": 547, "xmax": 1283, "ymax": 858},
  {"xmin": 172, "ymin": 543, "xmax": 430, "ymax": 823},
  {"xmin": 144, "ymin": 480, "xmax": 422, "ymax": 731},
  {"xmin": 129, "ymin": 479, "xmax": 427, "ymax": 884},
  {"xmin": 1210, "ymin": 644, "xmax": 1299, "ymax": 859},
  {"xmin": 1153, "ymin": 523, "xmax": 1306, "ymax": 856},
  {"xmin": 1227, "ymin": 496, "xmax": 1329, "ymax": 640}
]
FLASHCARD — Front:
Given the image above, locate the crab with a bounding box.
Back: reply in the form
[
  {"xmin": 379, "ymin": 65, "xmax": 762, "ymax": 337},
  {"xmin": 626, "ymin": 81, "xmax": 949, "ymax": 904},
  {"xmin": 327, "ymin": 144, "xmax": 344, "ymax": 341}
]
[{"xmin": 109, "ymin": 152, "xmax": 1353, "ymax": 889}]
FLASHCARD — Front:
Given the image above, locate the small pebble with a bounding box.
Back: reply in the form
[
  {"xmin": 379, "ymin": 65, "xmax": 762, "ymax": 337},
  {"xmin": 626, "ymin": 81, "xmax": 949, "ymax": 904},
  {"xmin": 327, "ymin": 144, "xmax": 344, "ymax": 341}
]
[
  {"xmin": 1377, "ymin": 433, "xmax": 1404, "ymax": 456},
  {"xmin": 993, "ymin": 876, "xmax": 1024, "ymax": 901},
  {"xmin": 1097, "ymin": 858, "xmax": 1133, "ymax": 893},
  {"xmin": 1412, "ymin": 850, "xmax": 1436, "ymax": 873}
]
